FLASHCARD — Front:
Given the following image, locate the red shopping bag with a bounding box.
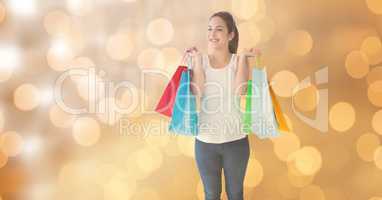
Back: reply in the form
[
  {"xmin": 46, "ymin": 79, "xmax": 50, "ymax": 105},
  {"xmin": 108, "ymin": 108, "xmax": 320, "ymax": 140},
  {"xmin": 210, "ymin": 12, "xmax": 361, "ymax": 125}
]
[{"xmin": 155, "ymin": 65, "xmax": 188, "ymax": 117}]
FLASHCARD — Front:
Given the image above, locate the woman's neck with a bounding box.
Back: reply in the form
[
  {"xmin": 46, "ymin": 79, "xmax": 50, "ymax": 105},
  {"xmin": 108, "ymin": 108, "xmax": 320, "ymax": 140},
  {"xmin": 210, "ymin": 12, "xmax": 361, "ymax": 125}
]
[{"xmin": 207, "ymin": 49, "xmax": 232, "ymax": 68}]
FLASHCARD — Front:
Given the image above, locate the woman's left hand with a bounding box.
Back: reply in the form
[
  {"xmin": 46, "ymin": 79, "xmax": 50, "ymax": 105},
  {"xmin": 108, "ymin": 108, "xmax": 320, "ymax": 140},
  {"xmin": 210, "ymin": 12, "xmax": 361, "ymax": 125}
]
[{"xmin": 239, "ymin": 47, "xmax": 263, "ymax": 69}]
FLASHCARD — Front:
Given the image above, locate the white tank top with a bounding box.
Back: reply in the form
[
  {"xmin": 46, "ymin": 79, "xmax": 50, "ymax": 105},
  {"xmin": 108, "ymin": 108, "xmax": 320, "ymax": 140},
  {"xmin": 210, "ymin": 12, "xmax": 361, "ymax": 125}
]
[{"xmin": 195, "ymin": 53, "xmax": 247, "ymax": 144}]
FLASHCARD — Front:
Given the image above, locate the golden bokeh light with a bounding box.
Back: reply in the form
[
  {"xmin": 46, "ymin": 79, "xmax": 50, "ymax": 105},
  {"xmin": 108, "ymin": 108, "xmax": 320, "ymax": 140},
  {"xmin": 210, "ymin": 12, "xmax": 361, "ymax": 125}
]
[
  {"xmin": 345, "ymin": 50, "xmax": 370, "ymax": 79},
  {"xmin": 276, "ymin": 174, "xmax": 300, "ymax": 199},
  {"xmin": 146, "ymin": 18, "xmax": 174, "ymax": 45},
  {"xmin": 72, "ymin": 117, "xmax": 101, "ymax": 146},
  {"xmin": 369, "ymin": 197, "xmax": 382, "ymax": 200},
  {"xmin": 49, "ymin": 104, "xmax": 74, "ymax": 128},
  {"xmin": 372, "ymin": 110, "xmax": 382, "ymax": 135},
  {"xmin": 271, "ymin": 132, "xmax": 301, "ymax": 161},
  {"xmin": 237, "ymin": 21, "xmax": 261, "ymax": 50},
  {"xmin": 367, "ymin": 66, "xmax": 382, "ymax": 85},
  {"xmin": 74, "ymin": 74, "xmax": 106, "ymax": 102},
  {"xmin": 43, "ymin": 10, "xmax": 72, "ymax": 36},
  {"xmin": 257, "ymin": 17, "xmax": 276, "ymax": 43},
  {"xmin": 137, "ymin": 48, "xmax": 164, "ymax": 70},
  {"xmin": 271, "ymin": 70, "xmax": 299, "ymax": 97},
  {"xmin": 243, "ymin": 158, "xmax": 263, "ymax": 187},
  {"xmin": 286, "ymin": 30, "xmax": 313, "ymax": 56},
  {"xmin": 356, "ymin": 133, "xmax": 380, "ymax": 162},
  {"xmin": 0, "ymin": 131, "xmax": 24, "ymax": 157},
  {"xmin": 231, "ymin": 0, "xmax": 259, "ymax": 20},
  {"xmin": 299, "ymin": 185, "xmax": 325, "ymax": 200},
  {"xmin": 287, "ymin": 170, "xmax": 314, "ymax": 188},
  {"xmin": 106, "ymin": 31, "xmax": 134, "ymax": 61},
  {"xmin": 117, "ymin": 88, "xmax": 144, "ymax": 118},
  {"xmin": 368, "ymin": 80, "xmax": 382, "ymax": 107},
  {"xmin": 373, "ymin": 146, "xmax": 382, "ymax": 170},
  {"xmin": 177, "ymin": 136, "xmax": 195, "ymax": 158},
  {"xmin": 0, "ymin": 45, "xmax": 21, "ymax": 82},
  {"xmin": 0, "ymin": 1, "xmax": 5, "ymax": 24},
  {"xmin": 0, "ymin": 151, "xmax": 8, "ymax": 168},
  {"xmin": 144, "ymin": 134, "xmax": 170, "ymax": 148},
  {"xmin": 46, "ymin": 39, "xmax": 75, "ymax": 71},
  {"xmin": 361, "ymin": 36, "xmax": 382, "ymax": 65},
  {"xmin": 161, "ymin": 47, "xmax": 182, "ymax": 74},
  {"xmin": 136, "ymin": 146, "xmax": 163, "ymax": 175},
  {"xmin": 366, "ymin": 0, "xmax": 382, "ymax": 15},
  {"xmin": 329, "ymin": 102, "xmax": 356, "ymax": 132},
  {"xmin": 97, "ymin": 97, "xmax": 121, "ymax": 126},
  {"xmin": 66, "ymin": 0, "xmax": 93, "ymax": 16},
  {"xmin": 293, "ymin": 85, "xmax": 319, "ymax": 112},
  {"xmin": 132, "ymin": 188, "xmax": 160, "ymax": 200},
  {"xmin": 287, "ymin": 146, "xmax": 322, "ymax": 176},
  {"xmin": 103, "ymin": 172, "xmax": 137, "ymax": 200},
  {"xmin": 13, "ymin": 83, "xmax": 40, "ymax": 111}
]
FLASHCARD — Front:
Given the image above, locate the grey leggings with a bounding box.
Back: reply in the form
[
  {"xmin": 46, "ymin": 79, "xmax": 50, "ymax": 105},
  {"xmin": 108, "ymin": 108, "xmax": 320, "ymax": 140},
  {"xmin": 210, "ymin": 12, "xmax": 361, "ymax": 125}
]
[{"xmin": 194, "ymin": 136, "xmax": 250, "ymax": 200}]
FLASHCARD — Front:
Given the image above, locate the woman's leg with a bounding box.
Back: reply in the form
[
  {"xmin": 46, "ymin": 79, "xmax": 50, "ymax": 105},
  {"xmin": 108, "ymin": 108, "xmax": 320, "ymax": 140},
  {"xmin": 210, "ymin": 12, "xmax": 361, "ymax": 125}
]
[
  {"xmin": 195, "ymin": 139, "xmax": 223, "ymax": 200},
  {"xmin": 222, "ymin": 136, "xmax": 250, "ymax": 200}
]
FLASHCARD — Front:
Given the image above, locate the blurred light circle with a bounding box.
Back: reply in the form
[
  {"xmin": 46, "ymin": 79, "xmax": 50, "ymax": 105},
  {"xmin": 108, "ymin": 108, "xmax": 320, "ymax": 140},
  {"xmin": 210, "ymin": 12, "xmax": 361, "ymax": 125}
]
[
  {"xmin": 72, "ymin": 117, "xmax": 101, "ymax": 146},
  {"xmin": 286, "ymin": 30, "xmax": 313, "ymax": 56},
  {"xmin": 271, "ymin": 70, "xmax": 299, "ymax": 97},
  {"xmin": 287, "ymin": 146, "xmax": 322, "ymax": 176},
  {"xmin": 366, "ymin": 0, "xmax": 382, "ymax": 14},
  {"xmin": 47, "ymin": 39, "xmax": 75, "ymax": 71},
  {"xmin": 0, "ymin": 2, "xmax": 5, "ymax": 24},
  {"xmin": 117, "ymin": 88, "xmax": 144, "ymax": 118},
  {"xmin": 299, "ymin": 185, "xmax": 325, "ymax": 200},
  {"xmin": 368, "ymin": 80, "xmax": 382, "ymax": 107},
  {"xmin": 161, "ymin": 47, "xmax": 181, "ymax": 73},
  {"xmin": 293, "ymin": 85, "xmax": 319, "ymax": 112},
  {"xmin": 258, "ymin": 17, "xmax": 276, "ymax": 43},
  {"xmin": 356, "ymin": 133, "xmax": 380, "ymax": 162},
  {"xmin": 66, "ymin": 0, "xmax": 93, "ymax": 16},
  {"xmin": 271, "ymin": 132, "xmax": 301, "ymax": 161},
  {"xmin": 238, "ymin": 21, "xmax": 261, "ymax": 50},
  {"xmin": 345, "ymin": 50, "xmax": 370, "ymax": 79},
  {"xmin": 43, "ymin": 10, "xmax": 72, "ymax": 36},
  {"xmin": 49, "ymin": 104, "xmax": 74, "ymax": 128},
  {"xmin": 137, "ymin": 48, "xmax": 164, "ymax": 69},
  {"xmin": 74, "ymin": 74, "xmax": 106, "ymax": 101},
  {"xmin": 133, "ymin": 188, "xmax": 160, "ymax": 200},
  {"xmin": 244, "ymin": 158, "xmax": 263, "ymax": 187},
  {"xmin": 0, "ymin": 131, "xmax": 24, "ymax": 157},
  {"xmin": 374, "ymin": 146, "xmax": 382, "ymax": 170},
  {"xmin": 103, "ymin": 173, "xmax": 136, "ymax": 200},
  {"xmin": 361, "ymin": 36, "xmax": 382, "ymax": 65},
  {"xmin": 146, "ymin": 18, "xmax": 174, "ymax": 45},
  {"xmin": 372, "ymin": 110, "xmax": 382, "ymax": 135},
  {"xmin": 106, "ymin": 31, "xmax": 134, "ymax": 61},
  {"xmin": 97, "ymin": 97, "xmax": 121, "ymax": 126},
  {"xmin": 276, "ymin": 174, "xmax": 299, "ymax": 199},
  {"xmin": 136, "ymin": 146, "xmax": 163, "ymax": 174},
  {"xmin": 8, "ymin": 0, "xmax": 36, "ymax": 17},
  {"xmin": 231, "ymin": 0, "xmax": 259, "ymax": 20},
  {"xmin": 367, "ymin": 66, "xmax": 382, "ymax": 85},
  {"xmin": 0, "ymin": 45, "xmax": 21, "ymax": 82},
  {"xmin": 287, "ymin": 171, "xmax": 314, "ymax": 188},
  {"xmin": 13, "ymin": 83, "xmax": 40, "ymax": 111},
  {"xmin": 329, "ymin": 102, "xmax": 355, "ymax": 132},
  {"xmin": 0, "ymin": 151, "xmax": 8, "ymax": 168},
  {"xmin": 177, "ymin": 136, "xmax": 195, "ymax": 158}
]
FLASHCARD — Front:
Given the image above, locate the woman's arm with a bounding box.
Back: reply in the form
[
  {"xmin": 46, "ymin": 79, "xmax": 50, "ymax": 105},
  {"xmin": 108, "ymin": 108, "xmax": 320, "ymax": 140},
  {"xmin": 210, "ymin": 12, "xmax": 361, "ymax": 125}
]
[
  {"xmin": 186, "ymin": 47, "xmax": 205, "ymax": 98},
  {"xmin": 235, "ymin": 48, "xmax": 261, "ymax": 95}
]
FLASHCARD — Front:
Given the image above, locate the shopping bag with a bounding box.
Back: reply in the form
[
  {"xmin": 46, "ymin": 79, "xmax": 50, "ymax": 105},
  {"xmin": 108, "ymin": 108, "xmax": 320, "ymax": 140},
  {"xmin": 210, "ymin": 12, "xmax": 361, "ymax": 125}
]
[
  {"xmin": 242, "ymin": 79, "xmax": 252, "ymax": 133},
  {"xmin": 269, "ymin": 86, "xmax": 290, "ymax": 132},
  {"xmin": 155, "ymin": 66, "xmax": 188, "ymax": 117},
  {"xmin": 168, "ymin": 69, "xmax": 199, "ymax": 136}
]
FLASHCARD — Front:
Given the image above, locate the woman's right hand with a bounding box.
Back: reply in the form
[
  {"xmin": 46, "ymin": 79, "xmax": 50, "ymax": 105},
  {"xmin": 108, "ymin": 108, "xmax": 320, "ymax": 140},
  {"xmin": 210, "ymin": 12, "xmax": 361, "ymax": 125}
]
[{"xmin": 183, "ymin": 46, "xmax": 203, "ymax": 69}]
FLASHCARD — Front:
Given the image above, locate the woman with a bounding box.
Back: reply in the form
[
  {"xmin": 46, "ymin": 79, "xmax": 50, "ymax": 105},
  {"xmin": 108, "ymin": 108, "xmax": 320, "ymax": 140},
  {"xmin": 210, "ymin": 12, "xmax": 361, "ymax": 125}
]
[{"xmin": 185, "ymin": 11, "xmax": 260, "ymax": 200}]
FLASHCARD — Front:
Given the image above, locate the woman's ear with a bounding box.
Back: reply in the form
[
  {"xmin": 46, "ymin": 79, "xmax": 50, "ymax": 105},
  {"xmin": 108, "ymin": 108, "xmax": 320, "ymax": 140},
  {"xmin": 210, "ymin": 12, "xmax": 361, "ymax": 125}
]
[{"xmin": 229, "ymin": 31, "xmax": 235, "ymax": 41}]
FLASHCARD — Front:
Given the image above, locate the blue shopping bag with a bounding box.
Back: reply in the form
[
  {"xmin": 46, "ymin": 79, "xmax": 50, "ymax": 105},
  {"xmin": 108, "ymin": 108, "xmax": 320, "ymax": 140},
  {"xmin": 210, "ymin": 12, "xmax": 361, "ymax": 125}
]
[
  {"xmin": 250, "ymin": 68, "xmax": 280, "ymax": 139},
  {"xmin": 168, "ymin": 69, "xmax": 199, "ymax": 136}
]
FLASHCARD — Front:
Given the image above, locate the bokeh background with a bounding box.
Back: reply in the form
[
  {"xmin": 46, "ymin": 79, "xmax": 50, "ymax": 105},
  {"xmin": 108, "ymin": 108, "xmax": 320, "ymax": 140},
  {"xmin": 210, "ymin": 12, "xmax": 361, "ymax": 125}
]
[{"xmin": 0, "ymin": 0, "xmax": 382, "ymax": 199}]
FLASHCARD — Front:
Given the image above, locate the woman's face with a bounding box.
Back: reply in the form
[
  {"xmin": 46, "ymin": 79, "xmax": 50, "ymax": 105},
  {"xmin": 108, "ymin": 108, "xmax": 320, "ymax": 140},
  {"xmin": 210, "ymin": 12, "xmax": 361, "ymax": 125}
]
[{"xmin": 207, "ymin": 16, "xmax": 233, "ymax": 52}]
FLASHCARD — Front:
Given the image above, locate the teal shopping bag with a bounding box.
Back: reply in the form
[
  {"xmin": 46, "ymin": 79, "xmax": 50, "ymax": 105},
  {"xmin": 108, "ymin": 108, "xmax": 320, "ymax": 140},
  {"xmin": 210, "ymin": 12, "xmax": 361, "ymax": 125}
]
[
  {"xmin": 168, "ymin": 69, "xmax": 198, "ymax": 136},
  {"xmin": 250, "ymin": 68, "xmax": 280, "ymax": 139}
]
